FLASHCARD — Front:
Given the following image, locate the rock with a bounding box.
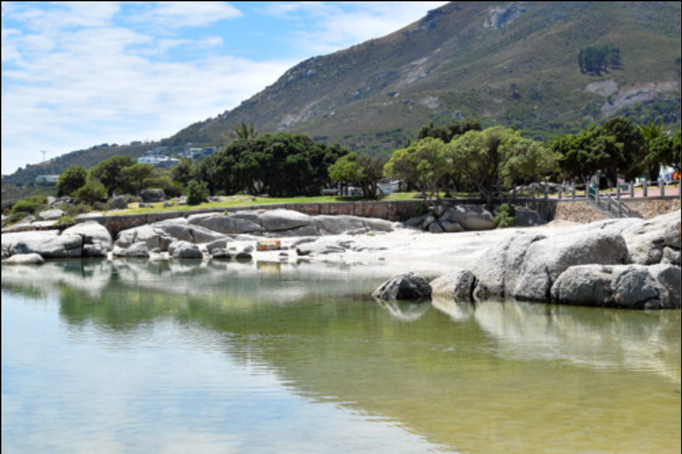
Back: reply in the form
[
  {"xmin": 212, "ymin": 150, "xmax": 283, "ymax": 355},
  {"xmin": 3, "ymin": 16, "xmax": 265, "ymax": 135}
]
[
  {"xmin": 257, "ymin": 239, "xmax": 282, "ymax": 252},
  {"xmin": 109, "ymin": 196, "xmax": 128, "ymax": 210},
  {"xmin": 140, "ymin": 189, "xmax": 167, "ymax": 203},
  {"xmin": 372, "ymin": 272, "xmax": 432, "ymax": 301},
  {"xmin": 315, "ymin": 216, "xmax": 365, "ymax": 235},
  {"xmin": 207, "ymin": 239, "xmax": 230, "ymax": 254},
  {"xmin": 430, "ymin": 270, "xmax": 477, "ymax": 302},
  {"xmin": 422, "ymin": 216, "xmax": 437, "ymax": 230},
  {"xmin": 172, "ymin": 241, "xmax": 203, "ymax": 259},
  {"xmin": 440, "ymin": 205, "xmax": 495, "ymax": 231},
  {"xmin": 364, "ymin": 219, "xmax": 396, "ymax": 233},
  {"xmin": 163, "ymin": 202, "xmax": 174, "ymax": 208},
  {"xmin": 113, "ymin": 242, "xmax": 150, "ymax": 259},
  {"xmin": 117, "ymin": 225, "xmax": 161, "ymax": 250},
  {"xmin": 75, "ymin": 213, "xmax": 104, "ymax": 220},
  {"xmin": 230, "ymin": 211, "xmax": 262, "ymax": 225},
  {"xmin": 428, "ymin": 222, "xmax": 445, "ymax": 234},
  {"xmin": 2, "ymin": 243, "xmax": 9, "ymax": 260},
  {"xmin": 296, "ymin": 241, "xmax": 346, "ymax": 257},
  {"xmin": 267, "ymin": 224, "xmax": 320, "ymax": 238},
  {"xmin": 39, "ymin": 209, "xmax": 65, "ymax": 221},
  {"xmin": 551, "ymin": 266, "xmax": 613, "ymax": 307},
  {"xmin": 235, "ymin": 252, "xmax": 253, "ymax": 261},
  {"xmin": 514, "ymin": 207, "xmax": 546, "ymax": 227},
  {"xmin": 211, "ymin": 249, "xmax": 232, "ymax": 260},
  {"xmin": 261, "ymin": 210, "xmax": 313, "ymax": 232},
  {"xmin": 404, "ymin": 215, "xmax": 429, "ymax": 229},
  {"xmin": 620, "ymin": 211, "xmax": 680, "ymax": 265},
  {"xmin": 662, "ymin": 247, "xmax": 681, "ymax": 266},
  {"xmin": 62, "ymin": 222, "xmax": 113, "ymax": 251},
  {"xmin": 551, "ymin": 264, "xmax": 681, "ymax": 309},
  {"xmin": 3, "ymin": 253, "xmax": 45, "ymax": 266},
  {"xmin": 190, "ymin": 215, "xmax": 262, "ymax": 235},
  {"xmin": 512, "ymin": 231, "xmax": 630, "ymax": 302},
  {"xmin": 3, "ymin": 231, "xmax": 83, "ymax": 259},
  {"xmin": 472, "ymin": 231, "xmax": 547, "ymax": 299},
  {"xmin": 440, "ymin": 221, "xmax": 464, "ymax": 233}
]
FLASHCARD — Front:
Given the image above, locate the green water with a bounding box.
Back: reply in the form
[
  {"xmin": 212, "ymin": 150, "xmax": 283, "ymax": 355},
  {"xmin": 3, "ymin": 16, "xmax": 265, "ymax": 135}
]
[{"xmin": 2, "ymin": 260, "xmax": 680, "ymax": 453}]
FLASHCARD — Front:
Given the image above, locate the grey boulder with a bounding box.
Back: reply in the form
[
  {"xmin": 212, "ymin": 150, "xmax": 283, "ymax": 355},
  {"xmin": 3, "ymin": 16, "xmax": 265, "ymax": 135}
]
[
  {"xmin": 3, "ymin": 253, "xmax": 45, "ymax": 266},
  {"xmin": 440, "ymin": 205, "xmax": 495, "ymax": 231},
  {"xmin": 372, "ymin": 272, "xmax": 432, "ymax": 301},
  {"xmin": 3, "ymin": 231, "xmax": 83, "ymax": 259},
  {"xmin": 430, "ymin": 270, "xmax": 477, "ymax": 302},
  {"xmin": 63, "ymin": 222, "xmax": 114, "ymax": 252}
]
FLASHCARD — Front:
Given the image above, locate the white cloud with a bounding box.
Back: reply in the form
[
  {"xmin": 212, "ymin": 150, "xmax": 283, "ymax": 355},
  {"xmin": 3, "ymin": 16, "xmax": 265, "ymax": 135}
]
[
  {"xmin": 264, "ymin": 1, "xmax": 450, "ymax": 54},
  {"xmin": 133, "ymin": 2, "xmax": 242, "ymax": 29}
]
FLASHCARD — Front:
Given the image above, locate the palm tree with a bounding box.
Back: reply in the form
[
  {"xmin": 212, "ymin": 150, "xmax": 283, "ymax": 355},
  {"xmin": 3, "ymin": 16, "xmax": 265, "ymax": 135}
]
[
  {"xmin": 638, "ymin": 120, "xmax": 665, "ymax": 182},
  {"xmin": 227, "ymin": 121, "xmax": 259, "ymax": 141}
]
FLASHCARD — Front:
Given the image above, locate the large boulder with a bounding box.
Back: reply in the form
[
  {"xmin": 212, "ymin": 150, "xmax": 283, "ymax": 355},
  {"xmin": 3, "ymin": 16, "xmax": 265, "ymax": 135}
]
[
  {"xmin": 153, "ymin": 219, "xmax": 226, "ymax": 244},
  {"xmin": 440, "ymin": 205, "xmax": 495, "ymax": 231},
  {"xmin": 296, "ymin": 241, "xmax": 346, "ymax": 257},
  {"xmin": 372, "ymin": 272, "xmax": 432, "ymax": 301},
  {"xmin": 113, "ymin": 242, "xmax": 150, "ymax": 259},
  {"xmin": 140, "ymin": 189, "xmax": 166, "ymax": 203},
  {"xmin": 551, "ymin": 264, "xmax": 680, "ymax": 309},
  {"xmin": 260, "ymin": 210, "xmax": 313, "ymax": 232},
  {"xmin": 430, "ymin": 270, "xmax": 477, "ymax": 302},
  {"xmin": 171, "ymin": 241, "xmax": 204, "ymax": 260},
  {"xmin": 39, "ymin": 209, "xmax": 65, "ymax": 221},
  {"xmin": 472, "ymin": 231, "xmax": 547, "ymax": 299},
  {"xmin": 190, "ymin": 214, "xmax": 262, "ymax": 235},
  {"xmin": 620, "ymin": 211, "xmax": 681, "ymax": 265},
  {"xmin": 514, "ymin": 207, "xmax": 547, "ymax": 227},
  {"xmin": 63, "ymin": 222, "xmax": 113, "ymax": 251},
  {"xmin": 314, "ymin": 216, "xmax": 365, "ymax": 235},
  {"xmin": 3, "ymin": 253, "xmax": 45, "ymax": 266},
  {"xmin": 109, "ymin": 196, "xmax": 128, "ymax": 210},
  {"xmin": 117, "ymin": 225, "xmax": 162, "ymax": 250},
  {"xmin": 2, "ymin": 231, "xmax": 83, "ymax": 259},
  {"xmin": 512, "ymin": 231, "xmax": 630, "ymax": 302}
]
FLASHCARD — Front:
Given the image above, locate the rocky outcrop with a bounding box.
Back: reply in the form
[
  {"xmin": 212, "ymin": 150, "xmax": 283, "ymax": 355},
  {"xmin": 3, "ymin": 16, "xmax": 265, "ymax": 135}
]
[
  {"xmin": 39, "ymin": 209, "xmax": 65, "ymax": 221},
  {"xmin": 113, "ymin": 242, "xmax": 150, "ymax": 259},
  {"xmin": 551, "ymin": 264, "xmax": 681, "ymax": 309},
  {"xmin": 170, "ymin": 241, "xmax": 203, "ymax": 260},
  {"xmin": 372, "ymin": 272, "xmax": 432, "ymax": 301},
  {"xmin": 2, "ymin": 231, "xmax": 83, "ymax": 259},
  {"xmin": 430, "ymin": 270, "xmax": 476, "ymax": 302},
  {"xmin": 435, "ymin": 210, "xmax": 681, "ymax": 310},
  {"xmin": 62, "ymin": 222, "xmax": 114, "ymax": 254},
  {"xmin": 140, "ymin": 189, "xmax": 166, "ymax": 203}
]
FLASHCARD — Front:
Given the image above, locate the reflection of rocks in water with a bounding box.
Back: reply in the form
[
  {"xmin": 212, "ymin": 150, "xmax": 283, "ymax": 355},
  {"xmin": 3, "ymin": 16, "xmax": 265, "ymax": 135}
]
[
  {"xmin": 377, "ymin": 300, "xmax": 430, "ymax": 322},
  {"xmin": 474, "ymin": 301, "xmax": 682, "ymax": 384},
  {"xmin": 431, "ymin": 297, "xmax": 475, "ymax": 322},
  {"xmin": 257, "ymin": 261, "xmax": 282, "ymax": 276}
]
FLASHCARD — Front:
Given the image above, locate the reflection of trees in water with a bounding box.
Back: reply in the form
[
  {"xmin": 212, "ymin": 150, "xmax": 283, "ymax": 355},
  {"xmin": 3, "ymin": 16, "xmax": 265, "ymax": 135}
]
[{"xmin": 3, "ymin": 261, "xmax": 681, "ymax": 452}]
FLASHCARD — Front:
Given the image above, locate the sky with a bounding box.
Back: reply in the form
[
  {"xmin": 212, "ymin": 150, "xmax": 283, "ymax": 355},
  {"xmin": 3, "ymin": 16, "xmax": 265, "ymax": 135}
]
[{"xmin": 1, "ymin": 1, "xmax": 448, "ymax": 175}]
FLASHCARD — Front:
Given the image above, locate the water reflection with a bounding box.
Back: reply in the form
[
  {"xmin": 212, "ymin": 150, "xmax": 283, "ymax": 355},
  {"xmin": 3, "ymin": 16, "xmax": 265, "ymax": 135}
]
[{"xmin": 2, "ymin": 260, "xmax": 680, "ymax": 453}]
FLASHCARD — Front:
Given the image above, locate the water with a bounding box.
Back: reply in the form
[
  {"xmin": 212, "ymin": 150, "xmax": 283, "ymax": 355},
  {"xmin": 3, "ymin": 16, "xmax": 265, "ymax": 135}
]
[{"xmin": 2, "ymin": 260, "xmax": 681, "ymax": 453}]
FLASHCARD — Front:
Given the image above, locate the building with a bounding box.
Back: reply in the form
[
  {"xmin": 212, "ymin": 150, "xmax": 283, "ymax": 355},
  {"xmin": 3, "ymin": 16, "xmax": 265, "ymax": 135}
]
[
  {"xmin": 35, "ymin": 175, "xmax": 60, "ymax": 185},
  {"xmin": 137, "ymin": 156, "xmax": 180, "ymax": 168}
]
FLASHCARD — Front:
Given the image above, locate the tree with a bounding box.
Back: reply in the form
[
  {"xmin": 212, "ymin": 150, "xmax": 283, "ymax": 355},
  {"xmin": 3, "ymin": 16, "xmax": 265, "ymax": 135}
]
[
  {"xmin": 384, "ymin": 137, "xmax": 448, "ymax": 202},
  {"xmin": 90, "ymin": 155, "xmax": 136, "ymax": 198},
  {"xmin": 171, "ymin": 158, "xmax": 195, "ymax": 188},
  {"xmin": 118, "ymin": 163, "xmax": 155, "ymax": 195},
  {"xmin": 74, "ymin": 181, "xmax": 107, "ymax": 205},
  {"xmin": 500, "ymin": 134, "xmax": 560, "ymax": 190},
  {"xmin": 228, "ymin": 121, "xmax": 259, "ymax": 141},
  {"xmin": 329, "ymin": 153, "xmax": 385, "ymax": 199},
  {"xmin": 186, "ymin": 180, "xmax": 209, "ymax": 206},
  {"xmin": 418, "ymin": 118, "xmax": 482, "ymax": 143},
  {"xmin": 553, "ymin": 127, "xmax": 615, "ymax": 187},
  {"xmin": 57, "ymin": 166, "xmax": 88, "ymax": 197},
  {"xmin": 638, "ymin": 120, "xmax": 666, "ymax": 180},
  {"xmin": 602, "ymin": 117, "xmax": 645, "ymax": 182}
]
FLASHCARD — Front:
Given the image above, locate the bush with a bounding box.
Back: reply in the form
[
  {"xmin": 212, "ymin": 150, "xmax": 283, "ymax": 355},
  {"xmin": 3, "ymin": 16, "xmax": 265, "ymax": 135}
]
[
  {"xmin": 186, "ymin": 180, "xmax": 209, "ymax": 206},
  {"xmin": 74, "ymin": 181, "xmax": 108, "ymax": 205},
  {"xmin": 10, "ymin": 196, "xmax": 46, "ymax": 215},
  {"xmin": 5, "ymin": 212, "xmax": 33, "ymax": 225},
  {"xmin": 494, "ymin": 204, "xmax": 516, "ymax": 229},
  {"xmin": 55, "ymin": 215, "xmax": 76, "ymax": 228}
]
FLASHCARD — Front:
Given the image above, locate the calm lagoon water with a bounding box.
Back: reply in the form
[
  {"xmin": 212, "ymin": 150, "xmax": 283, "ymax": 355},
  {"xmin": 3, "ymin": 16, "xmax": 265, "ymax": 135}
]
[{"xmin": 2, "ymin": 259, "xmax": 681, "ymax": 453}]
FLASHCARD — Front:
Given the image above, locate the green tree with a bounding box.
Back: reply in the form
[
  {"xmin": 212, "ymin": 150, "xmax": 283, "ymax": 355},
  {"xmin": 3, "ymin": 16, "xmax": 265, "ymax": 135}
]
[
  {"xmin": 228, "ymin": 121, "xmax": 259, "ymax": 141},
  {"xmin": 90, "ymin": 155, "xmax": 136, "ymax": 198},
  {"xmin": 118, "ymin": 164, "xmax": 156, "ymax": 195},
  {"xmin": 186, "ymin": 180, "xmax": 209, "ymax": 206},
  {"xmin": 601, "ymin": 117, "xmax": 645, "ymax": 182},
  {"xmin": 57, "ymin": 165, "xmax": 88, "ymax": 197},
  {"xmin": 384, "ymin": 138, "xmax": 448, "ymax": 201},
  {"xmin": 418, "ymin": 118, "xmax": 482, "ymax": 143},
  {"xmin": 74, "ymin": 180, "xmax": 107, "ymax": 205},
  {"xmin": 329, "ymin": 153, "xmax": 385, "ymax": 200},
  {"xmin": 638, "ymin": 120, "xmax": 666, "ymax": 180},
  {"xmin": 171, "ymin": 158, "xmax": 195, "ymax": 187},
  {"xmin": 500, "ymin": 134, "xmax": 559, "ymax": 190}
]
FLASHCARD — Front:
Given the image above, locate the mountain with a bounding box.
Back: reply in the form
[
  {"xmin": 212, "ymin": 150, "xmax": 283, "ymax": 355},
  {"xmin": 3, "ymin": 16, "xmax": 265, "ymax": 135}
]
[
  {"xmin": 4, "ymin": 2, "xmax": 680, "ymax": 188},
  {"xmin": 167, "ymin": 1, "xmax": 681, "ymax": 155}
]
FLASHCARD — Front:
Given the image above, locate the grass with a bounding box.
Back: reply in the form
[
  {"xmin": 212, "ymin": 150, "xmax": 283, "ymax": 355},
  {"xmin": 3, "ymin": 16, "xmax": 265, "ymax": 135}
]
[{"xmin": 109, "ymin": 192, "xmax": 480, "ymax": 216}]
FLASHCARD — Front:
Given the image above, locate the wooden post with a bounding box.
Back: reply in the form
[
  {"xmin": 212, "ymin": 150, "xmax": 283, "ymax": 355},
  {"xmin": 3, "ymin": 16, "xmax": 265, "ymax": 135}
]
[
  {"xmin": 617, "ymin": 183, "xmax": 621, "ymax": 201},
  {"xmin": 544, "ymin": 183, "xmax": 549, "ymax": 200},
  {"xmin": 558, "ymin": 186, "xmax": 563, "ymax": 200},
  {"xmin": 630, "ymin": 181, "xmax": 635, "ymax": 198},
  {"xmin": 660, "ymin": 179, "xmax": 665, "ymax": 197},
  {"xmin": 643, "ymin": 181, "xmax": 648, "ymax": 198},
  {"xmin": 572, "ymin": 182, "xmax": 576, "ymax": 200},
  {"xmin": 512, "ymin": 186, "xmax": 517, "ymax": 201}
]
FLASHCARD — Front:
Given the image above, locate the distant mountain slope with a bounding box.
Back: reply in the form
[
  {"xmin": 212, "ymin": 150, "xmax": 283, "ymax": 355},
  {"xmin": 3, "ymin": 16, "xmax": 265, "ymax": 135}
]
[
  {"xmin": 4, "ymin": 1, "xmax": 680, "ymax": 189},
  {"xmin": 168, "ymin": 1, "xmax": 681, "ymax": 154}
]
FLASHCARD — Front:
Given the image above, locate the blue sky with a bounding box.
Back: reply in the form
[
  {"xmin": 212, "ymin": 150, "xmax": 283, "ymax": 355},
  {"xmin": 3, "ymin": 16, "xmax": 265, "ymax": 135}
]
[{"xmin": 1, "ymin": 2, "xmax": 447, "ymax": 175}]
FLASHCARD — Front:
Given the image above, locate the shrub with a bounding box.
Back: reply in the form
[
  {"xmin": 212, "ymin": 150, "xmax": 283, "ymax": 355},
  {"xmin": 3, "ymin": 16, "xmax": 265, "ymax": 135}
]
[
  {"xmin": 10, "ymin": 196, "xmax": 46, "ymax": 215},
  {"xmin": 74, "ymin": 181, "xmax": 108, "ymax": 205},
  {"xmin": 494, "ymin": 204, "xmax": 516, "ymax": 229},
  {"xmin": 55, "ymin": 215, "xmax": 76, "ymax": 228},
  {"xmin": 186, "ymin": 180, "xmax": 209, "ymax": 206}
]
